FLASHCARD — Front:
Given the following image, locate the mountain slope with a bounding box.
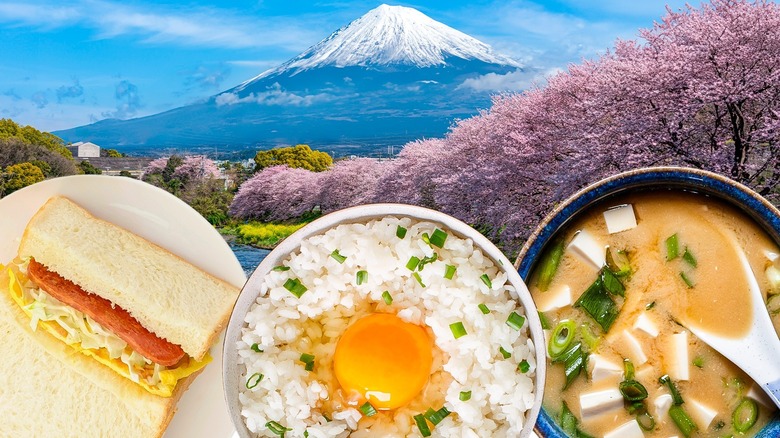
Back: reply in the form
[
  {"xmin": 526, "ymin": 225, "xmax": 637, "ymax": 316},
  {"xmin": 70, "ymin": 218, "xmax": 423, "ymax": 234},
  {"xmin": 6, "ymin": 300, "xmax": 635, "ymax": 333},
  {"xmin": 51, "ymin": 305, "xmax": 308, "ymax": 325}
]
[{"xmin": 55, "ymin": 4, "xmax": 522, "ymax": 156}]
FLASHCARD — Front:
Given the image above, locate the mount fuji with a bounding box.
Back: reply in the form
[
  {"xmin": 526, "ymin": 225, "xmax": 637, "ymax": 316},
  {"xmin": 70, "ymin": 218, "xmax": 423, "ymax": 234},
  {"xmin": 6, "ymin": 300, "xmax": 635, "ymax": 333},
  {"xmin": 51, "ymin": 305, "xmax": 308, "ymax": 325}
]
[{"xmin": 55, "ymin": 4, "xmax": 523, "ymax": 157}]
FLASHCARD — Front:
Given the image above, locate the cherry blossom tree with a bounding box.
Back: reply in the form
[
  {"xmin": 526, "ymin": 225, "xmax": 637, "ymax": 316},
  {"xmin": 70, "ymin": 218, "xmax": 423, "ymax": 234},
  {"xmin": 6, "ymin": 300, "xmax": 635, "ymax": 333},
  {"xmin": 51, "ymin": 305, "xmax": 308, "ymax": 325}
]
[
  {"xmin": 173, "ymin": 155, "xmax": 221, "ymax": 182},
  {"xmin": 318, "ymin": 158, "xmax": 388, "ymax": 213},
  {"xmin": 230, "ymin": 165, "xmax": 322, "ymax": 221}
]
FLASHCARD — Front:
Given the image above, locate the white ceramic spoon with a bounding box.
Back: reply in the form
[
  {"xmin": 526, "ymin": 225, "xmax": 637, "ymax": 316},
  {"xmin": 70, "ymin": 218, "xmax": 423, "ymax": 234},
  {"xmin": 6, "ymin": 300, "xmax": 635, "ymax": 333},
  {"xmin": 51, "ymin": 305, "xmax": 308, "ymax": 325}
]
[{"xmin": 685, "ymin": 243, "xmax": 780, "ymax": 409}]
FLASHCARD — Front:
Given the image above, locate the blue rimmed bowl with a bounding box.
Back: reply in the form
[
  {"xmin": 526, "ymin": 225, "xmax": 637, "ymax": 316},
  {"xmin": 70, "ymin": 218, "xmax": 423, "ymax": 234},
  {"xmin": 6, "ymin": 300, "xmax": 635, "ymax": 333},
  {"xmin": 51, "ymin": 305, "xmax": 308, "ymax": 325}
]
[{"xmin": 514, "ymin": 166, "xmax": 780, "ymax": 437}]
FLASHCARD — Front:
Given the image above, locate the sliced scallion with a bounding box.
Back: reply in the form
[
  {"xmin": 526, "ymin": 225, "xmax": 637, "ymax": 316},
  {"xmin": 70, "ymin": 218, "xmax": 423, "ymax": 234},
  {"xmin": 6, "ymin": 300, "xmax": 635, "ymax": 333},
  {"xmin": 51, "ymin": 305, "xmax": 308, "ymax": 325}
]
[
  {"xmin": 356, "ymin": 270, "xmax": 368, "ymax": 285},
  {"xmin": 250, "ymin": 343, "xmax": 263, "ymax": 353},
  {"xmin": 732, "ymin": 398, "xmax": 758, "ymax": 433},
  {"xmin": 266, "ymin": 421, "xmax": 291, "ymax": 437},
  {"xmin": 539, "ymin": 311, "xmax": 552, "ymax": 330},
  {"xmin": 300, "ymin": 353, "xmax": 315, "ymax": 371},
  {"xmin": 682, "ymin": 248, "xmax": 697, "ymax": 267},
  {"xmin": 423, "ymin": 406, "xmax": 450, "ymax": 425},
  {"xmin": 283, "ymin": 278, "xmax": 308, "ymax": 298},
  {"xmin": 563, "ymin": 344, "xmax": 586, "ymax": 389},
  {"xmin": 406, "ymin": 256, "xmax": 421, "ymax": 271},
  {"xmin": 537, "ymin": 239, "xmax": 565, "ymax": 291},
  {"xmin": 506, "ymin": 312, "xmax": 526, "ymax": 331},
  {"xmin": 666, "ymin": 233, "xmax": 680, "ymax": 260},
  {"xmin": 246, "ymin": 372, "xmax": 263, "ymax": 389},
  {"xmin": 459, "ymin": 390, "xmax": 471, "ymax": 401},
  {"xmin": 601, "ymin": 268, "xmax": 625, "ymax": 297},
  {"xmin": 580, "ymin": 323, "xmax": 600, "ymax": 350},
  {"xmin": 304, "ymin": 361, "xmax": 314, "ymax": 371},
  {"xmin": 646, "ymin": 301, "xmax": 656, "ymax": 310},
  {"xmin": 412, "ymin": 272, "xmax": 426, "ymax": 287},
  {"xmin": 382, "ymin": 290, "xmax": 393, "ymax": 305},
  {"xmin": 669, "ymin": 405, "xmax": 697, "ymax": 438},
  {"xmin": 693, "ymin": 356, "xmax": 704, "ymax": 368},
  {"xmin": 680, "ymin": 271, "xmax": 695, "ymax": 288},
  {"xmin": 518, "ymin": 359, "xmax": 530, "ymax": 373},
  {"xmin": 444, "ymin": 264, "xmax": 456, "ymax": 279},
  {"xmin": 396, "ymin": 225, "xmax": 407, "ymax": 239},
  {"xmin": 429, "ymin": 228, "xmax": 448, "ymax": 248},
  {"xmin": 560, "ymin": 401, "xmax": 577, "ymax": 435},
  {"xmin": 637, "ymin": 412, "xmax": 656, "ymax": 431},
  {"xmin": 499, "ymin": 346, "xmax": 512, "ymax": 359},
  {"xmin": 330, "ymin": 249, "xmax": 347, "ymax": 264},
  {"xmin": 548, "ymin": 319, "xmax": 576, "ymax": 358},
  {"xmin": 413, "ymin": 413, "xmax": 432, "ymax": 437},
  {"xmin": 417, "ymin": 253, "xmax": 438, "ymax": 271},
  {"xmin": 421, "ymin": 232, "xmax": 431, "ymax": 245},
  {"xmin": 478, "ymin": 303, "xmax": 490, "ymax": 314},
  {"xmin": 659, "ymin": 374, "xmax": 684, "ymax": 405},
  {"xmin": 480, "ymin": 273, "xmax": 493, "ymax": 289},
  {"xmin": 624, "ymin": 359, "xmax": 635, "ymax": 380},
  {"xmin": 449, "ymin": 321, "xmax": 467, "ymax": 339},
  {"xmin": 359, "ymin": 401, "xmax": 377, "ymax": 417},
  {"xmin": 574, "ymin": 278, "xmax": 619, "ymax": 332},
  {"xmin": 606, "ymin": 247, "xmax": 631, "ymax": 277},
  {"xmin": 272, "ymin": 266, "xmax": 290, "ymax": 272},
  {"xmin": 619, "ymin": 380, "xmax": 648, "ymax": 401}
]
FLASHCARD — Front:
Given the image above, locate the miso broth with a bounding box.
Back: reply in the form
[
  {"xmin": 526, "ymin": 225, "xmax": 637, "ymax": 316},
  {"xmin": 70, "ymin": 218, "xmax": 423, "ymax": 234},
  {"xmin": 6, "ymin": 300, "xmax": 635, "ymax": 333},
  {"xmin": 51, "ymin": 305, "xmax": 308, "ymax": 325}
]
[{"xmin": 529, "ymin": 191, "xmax": 780, "ymax": 437}]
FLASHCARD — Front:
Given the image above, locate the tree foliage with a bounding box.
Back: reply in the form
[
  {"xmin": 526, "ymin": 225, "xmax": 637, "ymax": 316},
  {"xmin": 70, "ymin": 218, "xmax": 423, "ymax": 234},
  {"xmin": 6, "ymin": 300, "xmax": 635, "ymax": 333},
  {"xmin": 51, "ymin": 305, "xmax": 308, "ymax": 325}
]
[
  {"xmin": 254, "ymin": 145, "xmax": 333, "ymax": 172},
  {"xmin": 78, "ymin": 160, "xmax": 102, "ymax": 175},
  {"xmin": 0, "ymin": 119, "xmax": 71, "ymax": 159},
  {"xmin": 3, "ymin": 162, "xmax": 45, "ymax": 195},
  {"xmin": 0, "ymin": 138, "xmax": 77, "ymax": 177},
  {"xmin": 103, "ymin": 148, "xmax": 125, "ymax": 157}
]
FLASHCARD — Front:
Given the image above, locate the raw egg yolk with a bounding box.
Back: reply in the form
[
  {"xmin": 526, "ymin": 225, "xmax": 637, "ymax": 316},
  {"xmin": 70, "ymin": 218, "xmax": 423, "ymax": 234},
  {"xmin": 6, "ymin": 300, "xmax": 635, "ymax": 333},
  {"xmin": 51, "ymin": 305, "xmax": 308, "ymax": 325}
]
[{"xmin": 333, "ymin": 313, "xmax": 433, "ymax": 410}]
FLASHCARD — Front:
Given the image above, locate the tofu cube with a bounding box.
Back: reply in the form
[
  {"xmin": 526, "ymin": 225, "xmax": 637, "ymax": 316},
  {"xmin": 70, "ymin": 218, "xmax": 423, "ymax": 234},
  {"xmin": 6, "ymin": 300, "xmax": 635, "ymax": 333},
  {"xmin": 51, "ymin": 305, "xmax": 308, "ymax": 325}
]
[
  {"xmin": 688, "ymin": 398, "xmax": 718, "ymax": 429},
  {"xmin": 747, "ymin": 382, "xmax": 774, "ymax": 408},
  {"xmin": 603, "ymin": 204, "xmax": 638, "ymax": 234},
  {"xmin": 767, "ymin": 265, "xmax": 780, "ymax": 289},
  {"xmin": 653, "ymin": 393, "xmax": 674, "ymax": 421},
  {"xmin": 580, "ymin": 388, "xmax": 623, "ymax": 419},
  {"xmin": 604, "ymin": 419, "xmax": 645, "ymax": 438},
  {"xmin": 666, "ymin": 331, "xmax": 690, "ymax": 381},
  {"xmin": 567, "ymin": 230, "xmax": 605, "ymax": 270},
  {"xmin": 633, "ymin": 312, "xmax": 659, "ymax": 338},
  {"xmin": 621, "ymin": 330, "xmax": 648, "ymax": 365},
  {"xmin": 537, "ymin": 284, "xmax": 572, "ymax": 312},
  {"xmin": 764, "ymin": 249, "xmax": 779, "ymax": 262},
  {"xmin": 589, "ymin": 353, "xmax": 623, "ymax": 383}
]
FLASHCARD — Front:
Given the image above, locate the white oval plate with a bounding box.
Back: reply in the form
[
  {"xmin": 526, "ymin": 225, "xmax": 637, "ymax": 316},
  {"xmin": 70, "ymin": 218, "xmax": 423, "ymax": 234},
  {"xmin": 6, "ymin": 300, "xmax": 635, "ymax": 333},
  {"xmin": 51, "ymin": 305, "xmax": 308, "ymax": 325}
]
[{"xmin": 0, "ymin": 175, "xmax": 247, "ymax": 438}]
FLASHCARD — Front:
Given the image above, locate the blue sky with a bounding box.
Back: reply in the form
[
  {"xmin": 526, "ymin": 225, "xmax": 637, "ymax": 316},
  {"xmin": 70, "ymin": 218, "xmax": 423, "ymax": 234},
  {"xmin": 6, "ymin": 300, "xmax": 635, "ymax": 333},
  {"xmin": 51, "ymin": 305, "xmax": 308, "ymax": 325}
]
[{"xmin": 0, "ymin": 0, "xmax": 692, "ymax": 132}]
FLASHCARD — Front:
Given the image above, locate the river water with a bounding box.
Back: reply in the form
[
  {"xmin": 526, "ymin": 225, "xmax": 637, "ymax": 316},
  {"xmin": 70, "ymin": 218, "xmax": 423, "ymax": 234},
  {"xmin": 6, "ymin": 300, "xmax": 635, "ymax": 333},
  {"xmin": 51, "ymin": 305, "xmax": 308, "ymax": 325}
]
[{"xmin": 229, "ymin": 242, "xmax": 271, "ymax": 277}]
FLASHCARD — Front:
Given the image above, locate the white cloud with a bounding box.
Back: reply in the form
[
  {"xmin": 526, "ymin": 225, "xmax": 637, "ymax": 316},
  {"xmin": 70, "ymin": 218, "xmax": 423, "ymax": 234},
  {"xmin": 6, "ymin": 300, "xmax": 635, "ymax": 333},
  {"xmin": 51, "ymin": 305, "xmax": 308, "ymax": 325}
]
[
  {"xmin": 215, "ymin": 83, "xmax": 333, "ymax": 107},
  {"xmin": 458, "ymin": 68, "xmax": 563, "ymax": 92},
  {"xmin": 0, "ymin": 1, "xmax": 321, "ymax": 50}
]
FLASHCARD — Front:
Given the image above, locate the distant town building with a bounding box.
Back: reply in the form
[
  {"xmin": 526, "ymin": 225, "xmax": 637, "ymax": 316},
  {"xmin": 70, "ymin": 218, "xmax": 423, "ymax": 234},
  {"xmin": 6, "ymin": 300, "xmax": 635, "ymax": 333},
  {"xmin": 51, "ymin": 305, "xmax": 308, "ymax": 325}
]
[
  {"xmin": 67, "ymin": 141, "xmax": 101, "ymax": 158},
  {"xmin": 77, "ymin": 157, "xmax": 153, "ymax": 178}
]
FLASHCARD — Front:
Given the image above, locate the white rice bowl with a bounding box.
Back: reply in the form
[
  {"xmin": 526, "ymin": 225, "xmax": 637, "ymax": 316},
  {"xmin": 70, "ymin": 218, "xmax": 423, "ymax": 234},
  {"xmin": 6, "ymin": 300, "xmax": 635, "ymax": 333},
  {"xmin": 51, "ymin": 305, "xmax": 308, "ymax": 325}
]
[{"xmin": 236, "ymin": 216, "xmax": 538, "ymax": 437}]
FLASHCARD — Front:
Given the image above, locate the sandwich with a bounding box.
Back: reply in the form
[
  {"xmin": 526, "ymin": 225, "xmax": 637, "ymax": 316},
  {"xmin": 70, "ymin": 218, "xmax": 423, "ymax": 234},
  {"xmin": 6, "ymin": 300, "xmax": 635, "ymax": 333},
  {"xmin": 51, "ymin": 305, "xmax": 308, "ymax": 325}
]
[{"xmin": 0, "ymin": 196, "xmax": 240, "ymax": 437}]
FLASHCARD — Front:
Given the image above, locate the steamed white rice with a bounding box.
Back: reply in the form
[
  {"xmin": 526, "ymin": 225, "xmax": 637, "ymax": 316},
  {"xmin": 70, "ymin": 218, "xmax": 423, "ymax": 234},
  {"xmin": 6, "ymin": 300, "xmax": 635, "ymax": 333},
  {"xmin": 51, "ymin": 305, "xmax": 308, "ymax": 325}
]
[{"xmin": 237, "ymin": 217, "xmax": 536, "ymax": 437}]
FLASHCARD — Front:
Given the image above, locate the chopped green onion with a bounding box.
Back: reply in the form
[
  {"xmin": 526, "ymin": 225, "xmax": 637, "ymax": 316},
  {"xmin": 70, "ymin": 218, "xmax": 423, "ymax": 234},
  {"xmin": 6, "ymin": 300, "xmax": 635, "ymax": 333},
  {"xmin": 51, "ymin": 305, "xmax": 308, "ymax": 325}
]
[
  {"xmin": 659, "ymin": 374, "xmax": 684, "ymax": 405},
  {"xmin": 562, "ymin": 344, "xmax": 586, "ymax": 389},
  {"xmin": 421, "ymin": 233, "xmax": 431, "ymax": 245},
  {"xmin": 601, "ymin": 268, "xmax": 625, "ymax": 297},
  {"xmin": 692, "ymin": 356, "xmax": 704, "ymax": 368},
  {"xmin": 574, "ymin": 278, "xmax": 619, "ymax": 332},
  {"xmin": 272, "ymin": 266, "xmax": 290, "ymax": 271},
  {"xmin": 417, "ymin": 253, "xmax": 438, "ymax": 271},
  {"xmin": 682, "ymin": 248, "xmax": 697, "ymax": 267},
  {"xmin": 449, "ymin": 321, "xmax": 467, "ymax": 339},
  {"xmin": 330, "ymin": 249, "xmax": 347, "ymax": 264},
  {"xmin": 300, "ymin": 353, "xmax": 315, "ymax": 363},
  {"xmin": 560, "ymin": 401, "xmax": 577, "ymax": 435},
  {"xmin": 669, "ymin": 405, "xmax": 697, "ymax": 438},
  {"xmin": 499, "ymin": 346, "xmax": 512, "ymax": 359},
  {"xmin": 538, "ymin": 311, "xmax": 552, "ymax": 330},
  {"xmin": 444, "ymin": 264, "xmax": 456, "ymax": 279},
  {"xmin": 396, "ymin": 225, "xmax": 407, "ymax": 238},
  {"xmin": 406, "ymin": 256, "xmax": 421, "ymax": 271},
  {"xmin": 424, "ymin": 406, "xmax": 451, "ymax": 425},
  {"xmin": 628, "ymin": 401, "xmax": 646, "ymax": 415},
  {"xmin": 580, "ymin": 323, "xmax": 600, "ymax": 350},
  {"xmin": 619, "ymin": 380, "xmax": 649, "ymax": 401},
  {"xmin": 606, "ymin": 247, "xmax": 631, "ymax": 277},
  {"xmin": 283, "ymin": 278, "xmax": 308, "ymax": 298},
  {"xmin": 480, "ymin": 273, "xmax": 493, "ymax": 289},
  {"xmin": 356, "ymin": 270, "xmax": 368, "ymax": 285},
  {"xmin": 537, "ymin": 239, "xmax": 565, "ymax": 291},
  {"xmin": 680, "ymin": 271, "xmax": 695, "ymax": 288},
  {"xmin": 518, "ymin": 359, "xmax": 530, "ymax": 373},
  {"xmin": 666, "ymin": 233, "xmax": 680, "ymax": 260},
  {"xmin": 304, "ymin": 361, "xmax": 314, "ymax": 371},
  {"xmin": 359, "ymin": 401, "xmax": 377, "ymax": 417},
  {"xmin": 412, "ymin": 272, "xmax": 426, "ymax": 287},
  {"xmin": 732, "ymin": 398, "xmax": 758, "ymax": 433},
  {"xmin": 459, "ymin": 390, "xmax": 471, "ymax": 401},
  {"xmin": 636, "ymin": 412, "xmax": 656, "ymax": 431},
  {"xmin": 506, "ymin": 312, "xmax": 526, "ymax": 331},
  {"xmin": 478, "ymin": 303, "xmax": 490, "ymax": 314},
  {"xmin": 265, "ymin": 421, "xmax": 291, "ymax": 437},
  {"xmin": 250, "ymin": 343, "xmax": 263, "ymax": 353},
  {"xmin": 246, "ymin": 372, "xmax": 263, "ymax": 389},
  {"xmin": 304, "ymin": 431, "xmax": 309, "ymax": 438},
  {"xmin": 429, "ymin": 228, "xmax": 448, "ymax": 248},
  {"xmin": 413, "ymin": 413, "xmax": 432, "ymax": 437},
  {"xmin": 548, "ymin": 320, "xmax": 576, "ymax": 358},
  {"xmin": 645, "ymin": 301, "xmax": 656, "ymax": 310},
  {"xmin": 382, "ymin": 290, "xmax": 393, "ymax": 305},
  {"xmin": 714, "ymin": 420, "xmax": 725, "ymax": 430},
  {"xmin": 624, "ymin": 359, "xmax": 635, "ymax": 380}
]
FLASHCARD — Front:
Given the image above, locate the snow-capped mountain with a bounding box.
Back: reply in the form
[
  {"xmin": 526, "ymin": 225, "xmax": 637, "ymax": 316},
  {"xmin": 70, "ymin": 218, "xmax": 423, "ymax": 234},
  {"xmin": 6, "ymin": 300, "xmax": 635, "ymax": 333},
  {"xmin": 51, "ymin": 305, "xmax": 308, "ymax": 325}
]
[{"xmin": 55, "ymin": 4, "xmax": 524, "ymax": 155}]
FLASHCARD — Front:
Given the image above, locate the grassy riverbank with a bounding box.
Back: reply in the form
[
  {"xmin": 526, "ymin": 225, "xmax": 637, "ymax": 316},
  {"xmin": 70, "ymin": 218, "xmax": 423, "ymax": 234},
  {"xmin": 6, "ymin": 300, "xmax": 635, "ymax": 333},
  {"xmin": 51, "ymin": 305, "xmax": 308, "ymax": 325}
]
[{"xmin": 221, "ymin": 221, "xmax": 306, "ymax": 249}]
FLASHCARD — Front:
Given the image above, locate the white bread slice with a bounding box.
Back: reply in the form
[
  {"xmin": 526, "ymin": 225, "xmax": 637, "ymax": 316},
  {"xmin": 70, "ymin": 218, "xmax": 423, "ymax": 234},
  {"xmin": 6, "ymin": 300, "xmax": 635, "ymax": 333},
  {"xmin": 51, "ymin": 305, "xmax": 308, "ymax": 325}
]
[
  {"xmin": 17, "ymin": 196, "xmax": 239, "ymax": 360},
  {"xmin": 0, "ymin": 269, "xmax": 199, "ymax": 437}
]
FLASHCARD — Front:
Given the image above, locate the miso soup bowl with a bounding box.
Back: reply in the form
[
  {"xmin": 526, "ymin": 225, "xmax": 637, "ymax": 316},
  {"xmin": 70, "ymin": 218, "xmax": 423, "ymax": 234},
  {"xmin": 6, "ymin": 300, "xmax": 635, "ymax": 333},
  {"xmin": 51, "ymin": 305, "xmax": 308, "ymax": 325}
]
[{"xmin": 514, "ymin": 166, "xmax": 780, "ymax": 437}]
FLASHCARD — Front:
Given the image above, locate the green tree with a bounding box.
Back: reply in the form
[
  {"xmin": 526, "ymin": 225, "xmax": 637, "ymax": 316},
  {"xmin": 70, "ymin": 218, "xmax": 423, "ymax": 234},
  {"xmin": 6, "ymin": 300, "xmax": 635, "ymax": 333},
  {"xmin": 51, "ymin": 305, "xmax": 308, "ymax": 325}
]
[
  {"xmin": 182, "ymin": 179, "xmax": 234, "ymax": 226},
  {"xmin": 0, "ymin": 119, "xmax": 72, "ymax": 159},
  {"xmin": 3, "ymin": 162, "xmax": 44, "ymax": 195},
  {"xmin": 104, "ymin": 148, "xmax": 125, "ymax": 157},
  {"xmin": 0, "ymin": 138, "xmax": 77, "ymax": 177},
  {"xmin": 254, "ymin": 144, "xmax": 333, "ymax": 172},
  {"xmin": 78, "ymin": 160, "xmax": 102, "ymax": 174},
  {"xmin": 119, "ymin": 170, "xmax": 134, "ymax": 178},
  {"xmin": 29, "ymin": 159, "xmax": 52, "ymax": 177}
]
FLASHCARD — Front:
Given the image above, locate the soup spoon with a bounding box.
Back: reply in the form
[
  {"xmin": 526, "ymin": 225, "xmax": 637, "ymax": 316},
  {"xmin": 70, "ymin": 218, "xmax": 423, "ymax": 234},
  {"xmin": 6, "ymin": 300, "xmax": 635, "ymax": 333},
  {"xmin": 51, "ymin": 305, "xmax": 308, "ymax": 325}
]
[{"xmin": 684, "ymin": 243, "xmax": 780, "ymax": 409}]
